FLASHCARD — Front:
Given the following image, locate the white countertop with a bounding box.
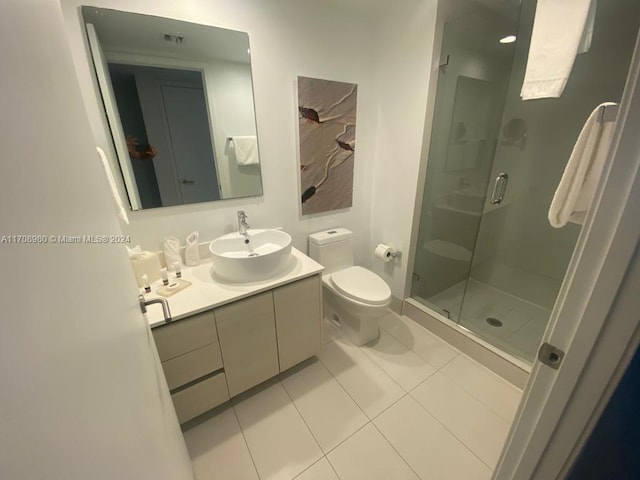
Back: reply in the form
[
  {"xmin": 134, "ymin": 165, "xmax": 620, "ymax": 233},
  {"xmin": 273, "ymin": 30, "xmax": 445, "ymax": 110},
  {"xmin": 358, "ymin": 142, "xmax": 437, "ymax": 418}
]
[{"xmin": 143, "ymin": 247, "xmax": 324, "ymax": 328}]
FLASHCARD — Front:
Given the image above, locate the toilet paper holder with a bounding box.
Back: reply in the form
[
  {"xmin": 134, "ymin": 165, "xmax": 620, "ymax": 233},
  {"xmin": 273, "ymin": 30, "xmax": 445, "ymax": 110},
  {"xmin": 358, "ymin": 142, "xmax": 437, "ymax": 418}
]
[{"xmin": 375, "ymin": 243, "xmax": 401, "ymax": 262}]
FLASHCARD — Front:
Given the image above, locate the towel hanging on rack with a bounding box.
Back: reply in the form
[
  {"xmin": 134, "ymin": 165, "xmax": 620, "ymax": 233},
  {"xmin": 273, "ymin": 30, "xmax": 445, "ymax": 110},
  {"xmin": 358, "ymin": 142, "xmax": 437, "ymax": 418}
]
[
  {"xmin": 230, "ymin": 136, "xmax": 259, "ymax": 166},
  {"xmin": 548, "ymin": 102, "xmax": 617, "ymax": 228},
  {"xmin": 521, "ymin": 0, "xmax": 593, "ymax": 100}
]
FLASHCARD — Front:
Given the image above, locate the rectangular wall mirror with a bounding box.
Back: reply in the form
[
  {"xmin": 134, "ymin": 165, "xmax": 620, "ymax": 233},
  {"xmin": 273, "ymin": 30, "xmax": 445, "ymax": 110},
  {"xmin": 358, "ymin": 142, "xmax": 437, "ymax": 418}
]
[{"xmin": 82, "ymin": 6, "xmax": 263, "ymax": 210}]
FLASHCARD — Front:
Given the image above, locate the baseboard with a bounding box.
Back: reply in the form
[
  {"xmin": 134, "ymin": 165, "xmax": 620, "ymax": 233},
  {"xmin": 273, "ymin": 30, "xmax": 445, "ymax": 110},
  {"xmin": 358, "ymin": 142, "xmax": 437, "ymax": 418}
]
[
  {"xmin": 403, "ymin": 298, "xmax": 530, "ymax": 389},
  {"xmin": 389, "ymin": 295, "xmax": 403, "ymax": 315}
]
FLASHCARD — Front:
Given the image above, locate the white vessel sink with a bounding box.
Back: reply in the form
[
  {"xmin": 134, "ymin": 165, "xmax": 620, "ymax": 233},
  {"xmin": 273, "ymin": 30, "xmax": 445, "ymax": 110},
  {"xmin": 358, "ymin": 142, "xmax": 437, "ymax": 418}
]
[{"xmin": 209, "ymin": 229, "xmax": 293, "ymax": 283}]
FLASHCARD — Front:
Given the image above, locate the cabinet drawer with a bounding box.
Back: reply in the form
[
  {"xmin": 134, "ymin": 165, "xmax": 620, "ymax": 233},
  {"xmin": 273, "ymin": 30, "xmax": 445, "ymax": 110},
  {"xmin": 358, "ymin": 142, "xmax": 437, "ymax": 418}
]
[
  {"xmin": 171, "ymin": 373, "xmax": 229, "ymax": 424},
  {"xmin": 153, "ymin": 310, "xmax": 217, "ymax": 361},
  {"xmin": 162, "ymin": 342, "xmax": 223, "ymax": 391}
]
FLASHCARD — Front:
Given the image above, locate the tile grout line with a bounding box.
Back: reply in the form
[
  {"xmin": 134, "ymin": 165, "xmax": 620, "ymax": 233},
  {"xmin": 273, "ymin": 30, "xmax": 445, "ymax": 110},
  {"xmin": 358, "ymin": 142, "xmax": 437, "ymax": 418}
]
[
  {"xmin": 311, "ymin": 349, "xmax": 409, "ymax": 457},
  {"xmin": 432, "ymin": 363, "xmax": 518, "ymax": 424},
  {"xmin": 382, "ymin": 314, "xmax": 465, "ymax": 368},
  {"xmin": 434, "ymin": 351, "xmax": 461, "ymax": 372},
  {"xmin": 369, "ymin": 392, "xmax": 410, "ymax": 422},
  {"xmin": 278, "ymin": 378, "xmax": 329, "ymax": 458},
  {"xmin": 311, "ymin": 351, "xmax": 370, "ymax": 423},
  {"xmin": 405, "ymin": 386, "xmax": 498, "ymax": 472},
  {"xmin": 438, "ymin": 355, "xmax": 522, "ymax": 422},
  {"xmin": 324, "ymin": 458, "xmax": 343, "ymax": 480},
  {"xmin": 319, "ymin": 337, "xmax": 408, "ymax": 402},
  {"xmin": 314, "ymin": 348, "xmax": 379, "ymax": 425},
  {"xmin": 357, "ymin": 340, "xmax": 436, "ymax": 393},
  {"xmin": 323, "ymin": 421, "xmax": 371, "ymax": 457},
  {"xmin": 320, "ymin": 317, "xmax": 502, "ymax": 472},
  {"xmin": 369, "ymin": 421, "xmax": 423, "ymax": 480},
  {"xmin": 230, "ymin": 404, "xmax": 263, "ymax": 480},
  {"xmin": 330, "ymin": 313, "xmax": 515, "ymax": 424},
  {"xmin": 291, "ymin": 455, "xmax": 343, "ymax": 480}
]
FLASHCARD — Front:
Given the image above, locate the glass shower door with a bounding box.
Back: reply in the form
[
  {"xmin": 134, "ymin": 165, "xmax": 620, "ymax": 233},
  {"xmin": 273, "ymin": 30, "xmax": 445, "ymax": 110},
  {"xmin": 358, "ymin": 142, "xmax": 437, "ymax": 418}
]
[
  {"xmin": 411, "ymin": 0, "xmax": 639, "ymax": 363},
  {"xmin": 410, "ymin": 4, "xmax": 516, "ymax": 323},
  {"xmin": 454, "ymin": 0, "xmax": 637, "ymax": 362}
]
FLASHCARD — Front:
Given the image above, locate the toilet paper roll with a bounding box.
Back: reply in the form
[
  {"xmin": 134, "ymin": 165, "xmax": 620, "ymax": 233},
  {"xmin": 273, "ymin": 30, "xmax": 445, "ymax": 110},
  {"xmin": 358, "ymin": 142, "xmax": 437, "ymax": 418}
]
[{"xmin": 375, "ymin": 244, "xmax": 394, "ymax": 263}]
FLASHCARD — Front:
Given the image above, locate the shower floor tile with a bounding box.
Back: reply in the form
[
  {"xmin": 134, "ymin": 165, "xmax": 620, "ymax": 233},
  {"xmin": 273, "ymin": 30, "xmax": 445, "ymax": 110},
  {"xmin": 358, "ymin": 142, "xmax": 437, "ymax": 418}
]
[
  {"xmin": 184, "ymin": 311, "xmax": 523, "ymax": 480},
  {"xmin": 427, "ymin": 280, "xmax": 551, "ymax": 363}
]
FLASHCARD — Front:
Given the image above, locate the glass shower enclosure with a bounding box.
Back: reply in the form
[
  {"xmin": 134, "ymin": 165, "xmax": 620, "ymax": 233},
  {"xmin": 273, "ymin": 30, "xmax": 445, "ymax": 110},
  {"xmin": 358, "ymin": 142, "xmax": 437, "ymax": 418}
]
[{"xmin": 411, "ymin": 0, "xmax": 639, "ymax": 362}]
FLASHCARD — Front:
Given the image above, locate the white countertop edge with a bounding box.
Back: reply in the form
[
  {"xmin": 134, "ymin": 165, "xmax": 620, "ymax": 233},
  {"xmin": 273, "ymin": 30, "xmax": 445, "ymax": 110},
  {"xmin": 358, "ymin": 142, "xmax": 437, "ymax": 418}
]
[{"xmin": 144, "ymin": 247, "xmax": 324, "ymax": 328}]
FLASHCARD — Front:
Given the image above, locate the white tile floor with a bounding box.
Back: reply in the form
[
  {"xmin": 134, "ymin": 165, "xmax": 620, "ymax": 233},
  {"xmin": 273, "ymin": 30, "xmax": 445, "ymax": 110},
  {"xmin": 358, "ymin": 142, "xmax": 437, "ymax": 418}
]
[
  {"xmin": 427, "ymin": 279, "xmax": 551, "ymax": 362},
  {"xmin": 184, "ymin": 311, "xmax": 523, "ymax": 480}
]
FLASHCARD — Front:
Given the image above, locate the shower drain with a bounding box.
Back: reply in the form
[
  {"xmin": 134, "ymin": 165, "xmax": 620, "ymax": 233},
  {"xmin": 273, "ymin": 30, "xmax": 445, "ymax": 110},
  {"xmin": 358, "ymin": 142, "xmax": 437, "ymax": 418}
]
[{"xmin": 486, "ymin": 317, "xmax": 503, "ymax": 328}]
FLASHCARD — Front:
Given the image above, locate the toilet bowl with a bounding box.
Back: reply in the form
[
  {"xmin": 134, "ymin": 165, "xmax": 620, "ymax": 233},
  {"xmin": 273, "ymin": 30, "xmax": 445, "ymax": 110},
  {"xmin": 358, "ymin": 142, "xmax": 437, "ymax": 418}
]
[{"xmin": 308, "ymin": 229, "xmax": 391, "ymax": 345}]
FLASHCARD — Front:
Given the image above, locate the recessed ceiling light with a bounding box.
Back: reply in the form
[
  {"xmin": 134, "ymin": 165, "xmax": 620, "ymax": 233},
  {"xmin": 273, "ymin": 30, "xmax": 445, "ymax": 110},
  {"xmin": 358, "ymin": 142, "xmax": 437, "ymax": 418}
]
[
  {"xmin": 499, "ymin": 35, "xmax": 517, "ymax": 44},
  {"xmin": 247, "ymin": 48, "xmax": 251, "ymax": 55}
]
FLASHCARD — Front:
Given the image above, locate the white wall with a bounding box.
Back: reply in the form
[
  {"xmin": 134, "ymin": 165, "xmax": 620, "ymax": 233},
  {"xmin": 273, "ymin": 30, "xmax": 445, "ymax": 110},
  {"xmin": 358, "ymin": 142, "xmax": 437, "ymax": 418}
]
[
  {"xmin": 61, "ymin": 0, "xmax": 439, "ymax": 298},
  {"xmin": 0, "ymin": 1, "xmax": 193, "ymax": 477},
  {"xmin": 367, "ymin": 0, "xmax": 439, "ymax": 296}
]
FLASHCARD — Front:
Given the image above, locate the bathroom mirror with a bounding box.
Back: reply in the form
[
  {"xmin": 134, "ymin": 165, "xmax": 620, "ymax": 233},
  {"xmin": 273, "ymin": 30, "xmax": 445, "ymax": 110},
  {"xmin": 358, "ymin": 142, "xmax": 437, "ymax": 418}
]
[{"xmin": 82, "ymin": 7, "xmax": 263, "ymax": 210}]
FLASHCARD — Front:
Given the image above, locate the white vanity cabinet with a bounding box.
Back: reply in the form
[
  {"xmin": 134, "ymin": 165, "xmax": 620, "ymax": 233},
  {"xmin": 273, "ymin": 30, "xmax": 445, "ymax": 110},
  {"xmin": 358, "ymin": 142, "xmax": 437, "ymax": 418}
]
[
  {"xmin": 152, "ymin": 273, "xmax": 322, "ymax": 424},
  {"xmin": 152, "ymin": 311, "xmax": 229, "ymax": 424}
]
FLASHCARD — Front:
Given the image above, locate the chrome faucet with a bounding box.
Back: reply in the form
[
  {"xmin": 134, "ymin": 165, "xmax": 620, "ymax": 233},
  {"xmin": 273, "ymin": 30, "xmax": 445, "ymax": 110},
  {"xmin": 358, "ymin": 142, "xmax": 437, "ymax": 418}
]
[{"xmin": 237, "ymin": 210, "xmax": 250, "ymax": 235}]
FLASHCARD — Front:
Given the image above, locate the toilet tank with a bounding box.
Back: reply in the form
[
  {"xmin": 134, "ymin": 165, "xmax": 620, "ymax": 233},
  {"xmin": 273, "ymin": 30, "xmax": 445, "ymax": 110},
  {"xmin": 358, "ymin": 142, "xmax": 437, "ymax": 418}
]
[{"xmin": 308, "ymin": 228, "xmax": 353, "ymax": 275}]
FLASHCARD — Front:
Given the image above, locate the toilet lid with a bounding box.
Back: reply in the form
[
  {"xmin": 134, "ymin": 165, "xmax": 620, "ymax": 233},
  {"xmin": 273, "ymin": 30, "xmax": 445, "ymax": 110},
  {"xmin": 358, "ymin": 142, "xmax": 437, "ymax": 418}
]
[{"xmin": 330, "ymin": 266, "xmax": 391, "ymax": 306}]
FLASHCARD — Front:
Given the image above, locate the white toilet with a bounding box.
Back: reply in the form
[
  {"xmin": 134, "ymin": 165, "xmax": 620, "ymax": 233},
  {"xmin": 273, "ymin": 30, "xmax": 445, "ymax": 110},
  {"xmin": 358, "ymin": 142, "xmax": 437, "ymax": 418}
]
[{"xmin": 309, "ymin": 228, "xmax": 391, "ymax": 345}]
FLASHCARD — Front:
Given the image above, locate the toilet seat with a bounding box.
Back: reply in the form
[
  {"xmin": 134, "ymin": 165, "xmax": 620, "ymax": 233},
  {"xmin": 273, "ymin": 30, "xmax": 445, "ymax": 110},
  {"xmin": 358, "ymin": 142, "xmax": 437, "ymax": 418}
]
[{"xmin": 330, "ymin": 266, "xmax": 391, "ymax": 306}]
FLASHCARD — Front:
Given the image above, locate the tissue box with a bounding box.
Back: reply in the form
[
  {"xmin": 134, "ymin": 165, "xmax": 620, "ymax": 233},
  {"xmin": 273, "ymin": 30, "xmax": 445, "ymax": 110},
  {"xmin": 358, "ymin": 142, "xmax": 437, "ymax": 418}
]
[{"xmin": 130, "ymin": 251, "xmax": 162, "ymax": 288}]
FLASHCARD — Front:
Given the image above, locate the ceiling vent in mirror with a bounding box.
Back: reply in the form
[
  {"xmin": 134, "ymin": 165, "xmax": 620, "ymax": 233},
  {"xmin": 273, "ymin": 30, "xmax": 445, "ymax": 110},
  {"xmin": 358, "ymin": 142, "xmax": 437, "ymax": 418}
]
[{"xmin": 162, "ymin": 34, "xmax": 184, "ymax": 44}]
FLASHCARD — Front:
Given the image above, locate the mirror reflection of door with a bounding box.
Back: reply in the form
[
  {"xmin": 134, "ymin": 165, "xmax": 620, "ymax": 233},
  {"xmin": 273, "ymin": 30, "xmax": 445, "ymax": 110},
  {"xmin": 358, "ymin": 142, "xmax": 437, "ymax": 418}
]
[
  {"xmin": 161, "ymin": 83, "xmax": 221, "ymax": 204},
  {"xmin": 110, "ymin": 64, "xmax": 220, "ymax": 207},
  {"xmin": 82, "ymin": 7, "xmax": 263, "ymax": 210}
]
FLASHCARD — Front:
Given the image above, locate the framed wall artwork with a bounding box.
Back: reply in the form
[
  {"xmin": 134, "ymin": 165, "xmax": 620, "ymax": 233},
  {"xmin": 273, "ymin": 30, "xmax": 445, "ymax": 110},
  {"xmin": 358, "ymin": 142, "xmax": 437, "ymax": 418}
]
[{"xmin": 298, "ymin": 76, "xmax": 358, "ymax": 215}]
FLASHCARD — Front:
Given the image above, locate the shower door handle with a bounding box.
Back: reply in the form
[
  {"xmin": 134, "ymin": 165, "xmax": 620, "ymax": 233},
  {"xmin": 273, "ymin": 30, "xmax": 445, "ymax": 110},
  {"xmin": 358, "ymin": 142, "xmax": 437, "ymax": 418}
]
[{"xmin": 490, "ymin": 173, "xmax": 509, "ymax": 205}]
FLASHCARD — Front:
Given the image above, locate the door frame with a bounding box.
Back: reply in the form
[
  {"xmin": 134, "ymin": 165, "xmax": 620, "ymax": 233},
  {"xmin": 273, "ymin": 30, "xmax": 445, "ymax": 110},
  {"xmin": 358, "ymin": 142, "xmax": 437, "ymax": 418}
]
[
  {"xmin": 494, "ymin": 32, "xmax": 640, "ymax": 479},
  {"xmin": 100, "ymin": 51, "xmax": 224, "ymax": 206}
]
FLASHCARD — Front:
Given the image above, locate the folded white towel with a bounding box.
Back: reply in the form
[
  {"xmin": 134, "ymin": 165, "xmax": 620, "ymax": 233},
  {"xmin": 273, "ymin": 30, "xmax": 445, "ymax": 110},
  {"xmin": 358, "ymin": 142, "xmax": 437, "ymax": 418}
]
[
  {"xmin": 548, "ymin": 103, "xmax": 617, "ymax": 228},
  {"xmin": 231, "ymin": 136, "xmax": 259, "ymax": 166},
  {"xmin": 97, "ymin": 146, "xmax": 129, "ymax": 224},
  {"xmin": 521, "ymin": 0, "xmax": 592, "ymax": 100}
]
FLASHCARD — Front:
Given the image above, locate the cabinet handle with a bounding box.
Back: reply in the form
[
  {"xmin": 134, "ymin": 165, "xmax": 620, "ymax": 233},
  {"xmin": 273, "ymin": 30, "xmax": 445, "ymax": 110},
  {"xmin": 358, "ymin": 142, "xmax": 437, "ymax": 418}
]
[{"xmin": 182, "ymin": 179, "xmax": 195, "ymax": 185}]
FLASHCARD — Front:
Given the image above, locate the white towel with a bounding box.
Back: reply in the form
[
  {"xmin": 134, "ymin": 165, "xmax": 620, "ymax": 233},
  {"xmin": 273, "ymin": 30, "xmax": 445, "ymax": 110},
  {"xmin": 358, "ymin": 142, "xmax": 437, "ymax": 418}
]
[
  {"xmin": 231, "ymin": 136, "xmax": 259, "ymax": 166},
  {"xmin": 97, "ymin": 146, "xmax": 129, "ymax": 224},
  {"xmin": 548, "ymin": 103, "xmax": 616, "ymax": 228},
  {"xmin": 521, "ymin": 0, "xmax": 592, "ymax": 100}
]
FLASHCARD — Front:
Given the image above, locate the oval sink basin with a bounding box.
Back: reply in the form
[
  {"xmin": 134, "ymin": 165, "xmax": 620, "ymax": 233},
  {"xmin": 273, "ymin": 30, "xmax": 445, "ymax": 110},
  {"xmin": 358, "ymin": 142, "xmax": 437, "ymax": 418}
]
[{"xmin": 209, "ymin": 229, "xmax": 293, "ymax": 283}]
